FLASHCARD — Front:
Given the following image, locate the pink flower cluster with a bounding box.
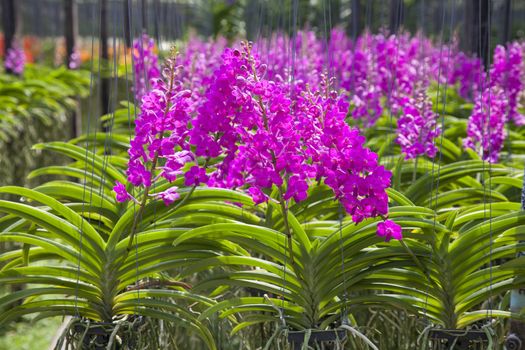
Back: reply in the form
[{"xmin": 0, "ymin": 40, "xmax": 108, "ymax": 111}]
[
  {"xmin": 175, "ymin": 35, "xmax": 227, "ymax": 113},
  {"xmin": 188, "ymin": 43, "xmax": 393, "ymax": 224},
  {"xmin": 329, "ymin": 31, "xmax": 443, "ymax": 159},
  {"xmin": 118, "ymin": 31, "xmax": 525, "ymax": 239},
  {"xmin": 447, "ymin": 51, "xmax": 485, "ymax": 100},
  {"xmin": 120, "ymin": 54, "xmax": 194, "ymax": 205},
  {"xmin": 117, "ymin": 39, "xmax": 403, "ymax": 239},
  {"xmin": 325, "ymin": 30, "xmax": 444, "ymax": 155},
  {"xmin": 397, "ymin": 86, "xmax": 440, "ymax": 159},
  {"xmin": 297, "ymin": 79, "xmax": 394, "ymax": 223},
  {"xmin": 333, "ymin": 32, "xmax": 384, "ymax": 127},
  {"xmin": 129, "ymin": 31, "xmax": 525, "ymax": 166},
  {"xmin": 464, "ymin": 86, "xmax": 508, "ymax": 163},
  {"xmin": 133, "ymin": 33, "xmax": 160, "ymax": 102},
  {"xmin": 4, "ymin": 43, "xmax": 25, "ymax": 75},
  {"xmin": 464, "ymin": 42, "xmax": 525, "ymax": 162},
  {"xmin": 395, "ymin": 55, "xmax": 440, "ymax": 160},
  {"xmin": 490, "ymin": 43, "xmax": 524, "ymax": 125}
]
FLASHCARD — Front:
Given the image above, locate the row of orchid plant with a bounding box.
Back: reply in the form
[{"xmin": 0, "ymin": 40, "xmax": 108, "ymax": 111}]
[
  {"xmin": 1, "ymin": 29, "xmax": 525, "ymax": 349},
  {"xmin": 121, "ymin": 30, "xmax": 524, "ymax": 241},
  {"xmin": 121, "ymin": 33, "xmax": 409, "ymax": 243},
  {"xmin": 3, "ymin": 38, "xmax": 83, "ymax": 75}
]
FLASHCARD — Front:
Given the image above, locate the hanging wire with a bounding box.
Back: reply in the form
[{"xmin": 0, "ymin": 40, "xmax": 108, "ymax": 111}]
[
  {"xmin": 85, "ymin": 0, "xmax": 105, "ymax": 240},
  {"xmin": 264, "ymin": 0, "xmax": 276, "ymax": 73},
  {"xmin": 141, "ymin": 0, "xmax": 148, "ymax": 34},
  {"xmin": 477, "ymin": 13, "xmax": 490, "ymax": 326},
  {"xmin": 319, "ymin": 0, "xmax": 349, "ymax": 329},
  {"xmin": 413, "ymin": 0, "xmax": 429, "ymax": 182},
  {"xmin": 385, "ymin": 0, "xmax": 405, "ymax": 171},
  {"xmin": 120, "ymin": 1, "xmax": 137, "ymax": 312},
  {"xmin": 472, "ymin": 0, "xmax": 493, "ymax": 326},
  {"xmin": 253, "ymin": 0, "xmax": 265, "ymax": 45},
  {"xmin": 504, "ymin": 0, "xmax": 514, "ymax": 162},
  {"xmin": 347, "ymin": 0, "xmax": 359, "ymax": 95},
  {"xmin": 74, "ymin": 0, "xmax": 100, "ymax": 321},
  {"xmin": 337, "ymin": 202, "xmax": 349, "ymax": 326},
  {"xmin": 279, "ymin": 0, "xmax": 299, "ymax": 331},
  {"xmin": 486, "ymin": 0, "xmax": 495, "ymax": 321},
  {"xmin": 365, "ymin": 0, "xmax": 371, "ymax": 33},
  {"xmin": 420, "ymin": 0, "xmax": 426, "ymax": 35},
  {"xmin": 153, "ymin": 0, "xmax": 160, "ymax": 44},
  {"xmin": 128, "ymin": 0, "xmax": 143, "ymax": 320},
  {"xmin": 422, "ymin": 0, "xmax": 455, "ymax": 334},
  {"xmin": 150, "ymin": 0, "xmax": 160, "ymax": 257},
  {"xmin": 97, "ymin": 0, "xmax": 120, "ymax": 240},
  {"xmin": 76, "ymin": 0, "xmax": 114, "ymax": 327},
  {"xmin": 322, "ymin": 0, "xmax": 329, "ymax": 75},
  {"xmin": 290, "ymin": 0, "xmax": 298, "ymax": 87}
]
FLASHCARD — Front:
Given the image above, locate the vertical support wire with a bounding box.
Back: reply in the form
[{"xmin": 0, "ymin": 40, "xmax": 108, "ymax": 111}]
[
  {"xmin": 503, "ymin": 0, "xmax": 513, "ymax": 162},
  {"xmin": 486, "ymin": 0, "xmax": 494, "ymax": 321},
  {"xmin": 279, "ymin": 0, "xmax": 299, "ymax": 331},
  {"xmin": 338, "ymin": 203, "xmax": 348, "ymax": 325},
  {"xmin": 128, "ymin": 0, "xmax": 142, "ymax": 320},
  {"xmin": 422, "ymin": 0, "xmax": 455, "ymax": 334},
  {"xmin": 97, "ymin": 0, "xmax": 120, "ymax": 246},
  {"xmin": 322, "ymin": 0, "xmax": 349, "ymax": 329},
  {"xmin": 74, "ymin": 0, "xmax": 100, "ymax": 321},
  {"xmin": 385, "ymin": 0, "xmax": 405, "ymax": 171}
]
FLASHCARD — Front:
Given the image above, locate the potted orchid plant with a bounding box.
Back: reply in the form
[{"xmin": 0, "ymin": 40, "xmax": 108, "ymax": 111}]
[{"xmin": 112, "ymin": 41, "xmax": 417, "ymax": 349}]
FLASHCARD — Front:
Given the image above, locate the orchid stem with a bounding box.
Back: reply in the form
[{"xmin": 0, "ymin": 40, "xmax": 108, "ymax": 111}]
[{"xmin": 278, "ymin": 187, "xmax": 294, "ymax": 266}]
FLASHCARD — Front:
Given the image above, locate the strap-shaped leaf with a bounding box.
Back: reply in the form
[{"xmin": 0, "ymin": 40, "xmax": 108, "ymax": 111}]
[
  {"xmin": 0, "ymin": 233, "xmax": 101, "ymax": 275},
  {"xmin": 32, "ymin": 141, "xmax": 126, "ymax": 184},
  {"xmin": 0, "ymin": 186, "xmax": 105, "ymax": 252}
]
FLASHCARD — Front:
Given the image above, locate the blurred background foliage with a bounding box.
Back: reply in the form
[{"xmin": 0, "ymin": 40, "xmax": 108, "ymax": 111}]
[
  {"xmin": 1, "ymin": 1, "xmax": 524, "ymax": 48},
  {"xmin": 0, "ymin": 66, "xmax": 89, "ymax": 189}
]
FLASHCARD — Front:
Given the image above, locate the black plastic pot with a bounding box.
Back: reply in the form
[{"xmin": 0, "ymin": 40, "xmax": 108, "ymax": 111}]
[
  {"xmin": 73, "ymin": 322, "xmax": 116, "ymax": 350},
  {"xmin": 72, "ymin": 316, "xmax": 145, "ymax": 350},
  {"xmin": 287, "ymin": 329, "xmax": 347, "ymax": 350},
  {"xmin": 428, "ymin": 329, "xmax": 488, "ymax": 350}
]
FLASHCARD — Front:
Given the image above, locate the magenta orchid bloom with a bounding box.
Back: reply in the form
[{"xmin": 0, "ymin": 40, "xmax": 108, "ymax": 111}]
[
  {"xmin": 153, "ymin": 187, "xmax": 181, "ymax": 206},
  {"xmin": 377, "ymin": 220, "xmax": 403, "ymax": 242},
  {"xmin": 113, "ymin": 181, "xmax": 132, "ymax": 203}
]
